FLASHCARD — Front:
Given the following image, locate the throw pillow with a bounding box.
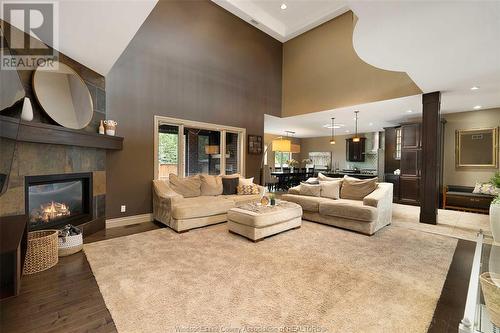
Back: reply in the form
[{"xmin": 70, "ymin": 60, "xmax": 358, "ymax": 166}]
[
  {"xmin": 473, "ymin": 182, "xmax": 499, "ymax": 195},
  {"xmin": 302, "ymin": 177, "xmax": 319, "ymax": 185},
  {"xmin": 288, "ymin": 185, "xmax": 301, "ymax": 195},
  {"xmin": 222, "ymin": 177, "xmax": 239, "ymax": 195},
  {"xmin": 318, "ymin": 172, "xmax": 342, "ymax": 182},
  {"xmin": 239, "ymin": 177, "xmax": 254, "ymax": 186},
  {"xmin": 299, "ymin": 183, "xmax": 321, "ymax": 197},
  {"xmin": 340, "ymin": 176, "xmax": 378, "ymax": 200},
  {"xmin": 320, "ymin": 180, "xmax": 342, "ymax": 199},
  {"xmin": 200, "ymin": 174, "xmax": 223, "ymax": 196},
  {"xmin": 237, "ymin": 184, "xmax": 260, "ymax": 195},
  {"xmin": 168, "ymin": 174, "xmax": 201, "ymax": 198}
]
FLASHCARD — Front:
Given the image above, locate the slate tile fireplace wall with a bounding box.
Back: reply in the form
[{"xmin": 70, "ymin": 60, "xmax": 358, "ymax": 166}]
[
  {"xmin": 0, "ymin": 142, "xmax": 106, "ymax": 234},
  {"xmin": 0, "ymin": 23, "xmax": 108, "ymax": 235}
]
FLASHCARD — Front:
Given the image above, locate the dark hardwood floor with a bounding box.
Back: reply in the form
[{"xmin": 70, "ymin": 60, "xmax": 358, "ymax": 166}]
[
  {"xmin": 0, "ymin": 222, "xmax": 160, "ymax": 333},
  {"xmin": 427, "ymin": 239, "xmax": 476, "ymax": 333},
  {"xmin": 1, "ymin": 222, "xmax": 475, "ymax": 333}
]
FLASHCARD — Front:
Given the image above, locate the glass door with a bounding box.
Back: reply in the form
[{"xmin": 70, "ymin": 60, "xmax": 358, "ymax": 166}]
[{"xmin": 157, "ymin": 124, "xmax": 180, "ymax": 179}]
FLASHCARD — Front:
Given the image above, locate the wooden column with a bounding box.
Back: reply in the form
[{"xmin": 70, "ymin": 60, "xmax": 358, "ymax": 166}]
[{"xmin": 420, "ymin": 91, "xmax": 441, "ymax": 224}]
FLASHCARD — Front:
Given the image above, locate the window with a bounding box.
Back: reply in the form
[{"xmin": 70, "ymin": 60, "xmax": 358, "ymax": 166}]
[
  {"xmin": 275, "ymin": 152, "xmax": 292, "ymax": 168},
  {"xmin": 154, "ymin": 116, "xmax": 246, "ymax": 179},
  {"xmin": 395, "ymin": 127, "xmax": 402, "ymax": 160},
  {"xmin": 158, "ymin": 124, "xmax": 179, "ymax": 179}
]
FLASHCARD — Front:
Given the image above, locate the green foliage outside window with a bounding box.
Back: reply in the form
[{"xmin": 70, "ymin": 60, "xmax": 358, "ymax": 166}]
[{"xmin": 158, "ymin": 133, "xmax": 178, "ymax": 164}]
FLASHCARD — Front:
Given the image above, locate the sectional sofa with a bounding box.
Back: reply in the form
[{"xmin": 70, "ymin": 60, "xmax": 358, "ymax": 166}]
[{"xmin": 152, "ymin": 174, "xmax": 264, "ymax": 232}]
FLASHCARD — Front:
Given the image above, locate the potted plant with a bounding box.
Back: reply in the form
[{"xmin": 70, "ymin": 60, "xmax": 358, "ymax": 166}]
[
  {"xmin": 287, "ymin": 159, "xmax": 299, "ymax": 172},
  {"xmin": 269, "ymin": 193, "xmax": 276, "ymax": 206},
  {"xmin": 490, "ymin": 172, "xmax": 500, "ymax": 245},
  {"xmin": 302, "ymin": 158, "xmax": 312, "ymax": 171}
]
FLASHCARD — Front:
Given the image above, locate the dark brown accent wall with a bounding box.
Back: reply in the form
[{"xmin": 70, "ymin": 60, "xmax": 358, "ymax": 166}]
[{"xmin": 105, "ymin": 0, "xmax": 282, "ymax": 218}]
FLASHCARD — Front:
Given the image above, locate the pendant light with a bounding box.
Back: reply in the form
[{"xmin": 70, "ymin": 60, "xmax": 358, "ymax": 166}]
[
  {"xmin": 352, "ymin": 111, "xmax": 360, "ymax": 142},
  {"xmin": 329, "ymin": 117, "xmax": 336, "ymax": 144}
]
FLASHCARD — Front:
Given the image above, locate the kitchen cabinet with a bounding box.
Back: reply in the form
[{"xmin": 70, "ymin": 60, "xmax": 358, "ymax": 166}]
[{"xmin": 346, "ymin": 138, "xmax": 366, "ymax": 162}]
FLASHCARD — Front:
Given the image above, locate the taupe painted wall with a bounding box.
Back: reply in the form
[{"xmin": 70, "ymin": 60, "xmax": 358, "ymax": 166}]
[
  {"xmin": 443, "ymin": 108, "xmax": 500, "ymax": 186},
  {"xmin": 106, "ymin": 1, "xmax": 282, "ymax": 218},
  {"xmin": 282, "ymin": 11, "xmax": 421, "ymax": 117},
  {"xmin": 297, "ymin": 133, "xmax": 377, "ymax": 170}
]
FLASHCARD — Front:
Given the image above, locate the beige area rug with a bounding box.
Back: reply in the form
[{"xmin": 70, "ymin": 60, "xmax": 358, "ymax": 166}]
[
  {"xmin": 392, "ymin": 203, "xmax": 491, "ymax": 241},
  {"xmin": 85, "ymin": 222, "xmax": 457, "ymax": 333}
]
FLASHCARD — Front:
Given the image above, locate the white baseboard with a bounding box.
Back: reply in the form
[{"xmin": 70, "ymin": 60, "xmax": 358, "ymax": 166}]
[{"xmin": 106, "ymin": 213, "xmax": 153, "ymax": 229}]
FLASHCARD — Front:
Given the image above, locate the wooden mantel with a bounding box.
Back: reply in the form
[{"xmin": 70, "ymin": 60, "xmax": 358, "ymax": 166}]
[{"xmin": 0, "ymin": 116, "xmax": 123, "ymax": 150}]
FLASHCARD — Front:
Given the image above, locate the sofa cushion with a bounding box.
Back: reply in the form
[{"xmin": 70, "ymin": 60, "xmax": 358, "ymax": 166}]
[
  {"xmin": 288, "ymin": 185, "xmax": 301, "ymax": 195},
  {"xmin": 239, "ymin": 177, "xmax": 254, "ymax": 186},
  {"xmin": 319, "ymin": 199, "xmax": 377, "ymax": 222},
  {"xmin": 223, "ymin": 194, "xmax": 261, "ymax": 205},
  {"xmin": 299, "ymin": 184, "xmax": 321, "ymax": 197},
  {"xmin": 473, "ymin": 182, "xmax": 499, "ymax": 196},
  {"xmin": 222, "ymin": 177, "xmax": 239, "ymax": 195},
  {"xmin": 171, "ymin": 196, "xmax": 234, "ymax": 219},
  {"xmin": 281, "ymin": 194, "xmax": 328, "ymax": 212},
  {"xmin": 318, "ymin": 173, "xmax": 342, "ymax": 182},
  {"xmin": 320, "ymin": 180, "xmax": 342, "ymax": 199},
  {"xmin": 169, "ymin": 174, "xmax": 201, "ymax": 198},
  {"xmin": 200, "ymin": 174, "xmax": 223, "ymax": 196},
  {"xmin": 340, "ymin": 176, "xmax": 378, "ymax": 200}
]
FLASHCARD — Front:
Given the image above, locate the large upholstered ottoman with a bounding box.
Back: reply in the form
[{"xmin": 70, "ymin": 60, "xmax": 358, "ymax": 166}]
[{"xmin": 227, "ymin": 201, "xmax": 303, "ymax": 242}]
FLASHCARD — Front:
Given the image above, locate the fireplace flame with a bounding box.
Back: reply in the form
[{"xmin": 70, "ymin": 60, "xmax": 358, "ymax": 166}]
[{"xmin": 30, "ymin": 201, "xmax": 71, "ymax": 223}]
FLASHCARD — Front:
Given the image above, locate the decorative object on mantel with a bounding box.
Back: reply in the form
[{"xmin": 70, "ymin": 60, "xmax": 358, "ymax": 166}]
[
  {"xmin": 23, "ymin": 230, "xmax": 59, "ymax": 275},
  {"xmin": 248, "ymin": 134, "xmax": 262, "ymax": 154},
  {"xmin": 21, "ymin": 97, "xmax": 33, "ymax": 121},
  {"xmin": 490, "ymin": 172, "xmax": 500, "ymax": 244},
  {"xmin": 99, "ymin": 120, "xmax": 105, "ymax": 135},
  {"xmin": 480, "ymin": 272, "xmax": 500, "ymax": 327},
  {"xmin": 104, "ymin": 120, "xmax": 117, "ymax": 136},
  {"xmin": 32, "ymin": 61, "xmax": 93, "ymax": 130},
  {"xmin": 58, "ymin": 224, "xmax": 83, "ymax": 257}
]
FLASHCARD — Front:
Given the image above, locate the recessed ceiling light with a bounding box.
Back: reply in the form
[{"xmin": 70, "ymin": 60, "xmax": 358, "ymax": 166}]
[
  {"xmin": 471, "ymin": 86, "xmax": 480, "ymax": 91},
  {"xmin": 345, "ymin": 130, "xmax": 350, "ymax": 133},
  {"xmin": 280, "ymin": 3, "xmax": 287, "ymax": 10},
  {"xmin": 406, "ymin": 110, "xmax": 413, "ymax": 113},
  {"xmin": 369, "ymin": 122, "xmax": 373, "ymax": 126},
  {"xmin": 473, "ymin": 105, "xmax": 482, "ymax": 110}
]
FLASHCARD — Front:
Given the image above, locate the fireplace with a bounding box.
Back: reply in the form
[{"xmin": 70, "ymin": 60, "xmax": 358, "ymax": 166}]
[{"xmin": 25, "ymin": 173, "xmax": 93, "ymax": 230}]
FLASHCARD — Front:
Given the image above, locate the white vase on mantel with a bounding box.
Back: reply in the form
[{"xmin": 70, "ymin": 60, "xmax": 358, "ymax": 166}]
[{"xmin": 490, "ymin": 203, "xmax": 500, "ymax": 245}]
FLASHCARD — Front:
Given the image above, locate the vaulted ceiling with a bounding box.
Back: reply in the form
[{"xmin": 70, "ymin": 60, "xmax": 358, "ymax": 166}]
[
  {"xmin": 1, "ymin": 0, "xmax": 158, "ymax": 75},
  {"xmin": 2, "ymin": 0, "xmax": 499, "ymax": 119}
]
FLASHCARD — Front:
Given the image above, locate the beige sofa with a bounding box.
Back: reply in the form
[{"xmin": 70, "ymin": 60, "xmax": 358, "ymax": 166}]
[
  {"xmin": 152, "ymin": 176, "xmax": 264, "ymax": 232},
  {"xmin": 282, "ymin": 181, "xmax": 393, "ymax": 235}
]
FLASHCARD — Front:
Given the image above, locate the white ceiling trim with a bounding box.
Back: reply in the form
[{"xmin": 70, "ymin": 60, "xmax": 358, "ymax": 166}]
[{"xmin": 211, "ymin": 0, "xmax": 349, "ymax": 42}]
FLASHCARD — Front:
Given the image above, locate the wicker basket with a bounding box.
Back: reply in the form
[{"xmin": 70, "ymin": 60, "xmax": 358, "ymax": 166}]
[
  {"xmin": 58, "ymin": 233, "xmax": 83, "ymax": 257},
  {"xmin": 23, "ymin": 230, "xmax": 59, "ymax": 275},
  {"xmin": 480, "ymin": 272, "xmax": 500, "ymax": 327}
]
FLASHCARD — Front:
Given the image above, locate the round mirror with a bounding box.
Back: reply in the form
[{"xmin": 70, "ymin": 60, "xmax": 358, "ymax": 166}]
[{"xmin": 33, "ymin": 61, "xmax": 93, "ymax": 129}]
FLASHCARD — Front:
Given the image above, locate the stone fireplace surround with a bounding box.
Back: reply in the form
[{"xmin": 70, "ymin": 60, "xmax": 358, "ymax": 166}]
[{"xmin": 0, "ymin": 141, "xmax": 107, "ymax": 235}]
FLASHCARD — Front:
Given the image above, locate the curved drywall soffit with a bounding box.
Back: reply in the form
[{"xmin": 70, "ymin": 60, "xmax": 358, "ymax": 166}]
[
  {"xmin": 350, "ymin": 13, "xmax": 420, "ymax": 86},
  {"xmin": 282, "ymin": 11, "xmax": 422, "ymax": 117}
]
